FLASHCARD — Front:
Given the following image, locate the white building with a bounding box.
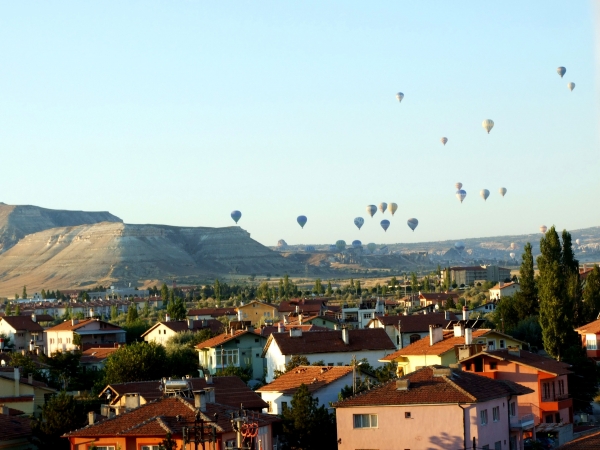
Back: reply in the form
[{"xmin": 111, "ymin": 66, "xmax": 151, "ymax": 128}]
[
  {"xmin": 489, "ymin": 282, "xmax": 520, "ymax": 301},
  {"xmin": 44, "ymin": 318, "xmax": 126, "ymax": 354},
  {"xmin": 141, "ymin": 319, "xmax": 222, "ymax": 345},
  {"xmin": 262, "ymin": 328, "xmax": 395, "ymax": 382},
  {"xmin": 0, "ymin": 315, "xmax": 44, "ymax": 351},
  {"xmin": 338, "ymin": 298, "xmax": 385, "ymax": 329}
]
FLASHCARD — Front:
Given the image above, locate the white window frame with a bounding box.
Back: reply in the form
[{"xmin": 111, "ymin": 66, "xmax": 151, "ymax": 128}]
[
  {"xmin": 215, "ymin": 349, "xmax": 239, "ymax": 367},
  {"xmin": 141, "ymin": 446, "xmax": 160, "ymax": 450},
  {"xmin": 492, "ymin": 406, "xmax": 500, "ymax": 422},
  {"xmin": 353, "ymin": 414, "xmax": 378, "ymax": 429},
  {"xmin": 510, "ymin": 402, "xmax": 516, "ymax": 417},
  {"xmin": 480, "ymin": 409, "xmax": 488, "ymax": 425},
  {"xmin": 587, "ymin": 339, "xmax": 597, "ymax": 350}
]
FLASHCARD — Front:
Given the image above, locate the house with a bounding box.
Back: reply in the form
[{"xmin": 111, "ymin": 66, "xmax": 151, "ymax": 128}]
[
  {"xmin": 459, "ymin": 347, "xmax": 574, "ymax": 445},
  {"xmin": 281, "ymin": 313, "xmax": 339, "ymax": 329},
  {"xmin": 418, "ymin": 292, "xmax": 460, "ymax": 308},
  {"xmin": 141, "ymin": 318, "xmax": 223, "ymax": 345},
  {"xmin": 334, "ymin": 365, "xmax": 533, "ymax": 450},
  {"xmin": 366, "ymin": 311, "xmax": 458, "ymax": 349},
  {"xmin": 277, "ymin": 298, "xmax": 331, "ymax": 317},
  {"xmin": 186, "ymin": 307, "xmax": 237, "ymax": 321},
  {"xmin": 0, "ymin": 315, "xmax": 44, "ymax": 351},
  {"xmin": 472, "ymin": 301, "xmax": 498, "ymax": 314},
  {"xmin": 258, "ymin": 365, "xmax": 370, "ymax": 415},
  {"xmin": 236, "ymin": 301, "xmax": 279, "ymax": 326},
  {"xmin": 380, "ymin": 325, "xmax": 526, "ymax": 376},
  {"xmin": 0, "ymin": 406, "xmax": 33, "ymax": 450},
  {"xmin": 0, "ymin": 367, "xmax": 56, "ymax": 415},
  {"xmin": 489, "ymin": 282, "xmax": 521, "ymax": 300},
  {"xmin": 99, "ymin": 375, "xmax": 268, "ymax": 411},
  {"xmin": 196, "ymin": 330, "xmax": 268, "ymax": 380},
  {"xmin": 44, "ymin": 318, "xmax": 126, "ymax": 355},
  {"xmin": 65, "ymin": 389, "xmax": 279, "ymax": 450},
  {"xmin": 254, "ymin": 323, "xmax": 329, "ymax": 337},
  {"xmin": 574, "ymin": 318, "xmax": 600, "ymax": 362},
  {"xmin": 442, "ymin": 265, "xmax": 512, "ymax": 285},
  {"xmin": 262, "ymin": 328, "xmax": 396, "ymax": 382},
  {"xmin": 337, "ymin": 298, "xmax": 385, "ymax": 329},
  {"xmin": 80, "ymin": 347, "xmax": 119, "ymax": 371}
]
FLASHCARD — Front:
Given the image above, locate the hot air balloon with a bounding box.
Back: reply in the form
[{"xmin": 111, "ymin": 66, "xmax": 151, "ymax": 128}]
[
  {"xmin": 480, "ymin": 189, "xmax": 490, "ymax": 201},
  {"xmin": 407, "ymin": 218, "xmax": 418, "ymax": 231},
  {"xmin": 230, "ymin": 210, "xmax": 242, "ymax": 224},
  {"xmin": 510, "ymin": 242, "xmax": 516, "ymax": 250},
  {"xmin": 354, "ymin": 217, "xmax": 365, "ymax": 230},
  {"xmin": 389, "ymin": 203, "xmax": 398, "ymax": 216},
  {"xmin": 441, "ymin": 137, "xmax": 448, "ymax": 146},
  {"xmin": 456, "ymin": 190, "xmax": 467, "ymax": 203},
  {"xmin": 455, "ymin": 182, "xmax": 463, "ymax": 190},
  {"xmin": 380, "ymin": 220, "xmax": 390, "ymax": 232},
  {"xmin": 352, "ymin": 240, "xmax": 362, "ymax": 248},
  {"xmin": 576, "ymin": 239, "xmax": 581, "ymax": 246},
  {"xmin": 367, "ymin": 243, "xmax": 376, "ymax": 253},
  {"xmin": 336, "ymin": 240, "xmax": 346, "ymax": 251},
  {"xmin": 499, "ymin": 187, "xmax": 507, "ymax": 197},
  {"xmin": 366, "ymin": 205, "xmax": 377, "ymax": 218},
  {"xmin": 455, "ymin": 241, "xmax": 465, "ymax": 253},
  {"xmin": 557, "ymin": 66, "xmax": 566, "ymax": 78},
  {"xmin": 396, "ymin": 92, "xmax": 404, "ymax": 103},
  {"xmin": 297, "ymin": 215, "xmax": 307, "ymax": 229},
  {"xmin": 379, "ymin": 202, "xmax": 388, "ymax": 214},
  {"xmin": 568, "ymin": 82, "xmax": 575, "ymax": 92},
  {"xmin": 510, "ymin": 252, "xmax": 516, "ymax": 259},
  {"xmin": 540, "ymin": 225, "xmax": 547, "ymax": 234},
  {"xmin": 482, "ymin": 119, "xmax": 494, "ymax": 134},
  {"xmin": 277, "ymin": 239, "xmax": 288, "ymax": 248}
]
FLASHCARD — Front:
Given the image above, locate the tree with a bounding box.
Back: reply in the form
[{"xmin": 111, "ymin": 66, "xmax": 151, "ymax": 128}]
[
  {"xmin": 31, "ymin": 391, "xmax": 83, "ymax": 450},
  {"xmin": 410, "ymin": 272, "xmax": 418, "ymax": 292},
  {"xmin": 165, "ymin": 342, "xmax": 198, "ymax": 378},
  {"xmin": 214, "ymin": 279, "xmax": 221, "ymax": 301},
  {"xmin": 104, "ymin": 342, "xmax": 168, "ymax": 384},
  {"xmin": 283, "ymin": 274, "xmax": 291, "ymax": 299},
  {"xmin": 41, "ymin": 289, "xmax": 47, "ymax": 299},
  {"xmin": 326, "ymin": 281, "xmax": 333, "ymax": 297},
  {"xmin": 582, "ymin": 265, "xmax": 600, "ymax": 323},
  {"xmin": 22, "ymin": 285, "xmax": 27, "ymax": 299},
  {"xmin": 126, "ymin": 303, "xmax": 139, "ymax": 325},
  {"xmin": 537, "ymin": 227, "xmax": 576, "ymax": 359},
  {"xmin": 9, "ymin": 352, "xmax": 44, "ymax": 382},
  {"xmin": 110, "ymin": 305, "xmax": 118, "ymax": 321},
  {"xmin": 280, "ymin": 384, "xmax": 337, "ymax": 450},
  {"xmin": 167, "ymin": 297, "xmax": 186, "ymax": 321},
  {"xmin": 563, "ymin": 345, "xmax": 600, "ymax": 413},
  {"xmin": 355, "ymin": 280, "xmax": 362, "ymax": 296},
  {"xmin": 5, "ymin": 302, "xmax": 12, "ymax": 316},
  {"xmin": 445, "ymin": 296, "xmax": 456, "ymax": 310},
  {"xmin": 313, "ymin": 279, "xmax": 323, "ymax": 295},
  {"xmin": 159, "ymin": 432, "xmax": 179, "ymax": 450},
  {"xmin": 142, "ymin": 300, "xmax": 150, "ymax": 318},
  {"xmin": 14, "ymin": 303, "xmax": 20, "ymax": 316},
  {"xmin": 514, "ymin": 243, "xmax": 538, "ymax": 318},
  {"xmin": 160, "ymin": 283, "xmax": 169, "ymax": 301}
]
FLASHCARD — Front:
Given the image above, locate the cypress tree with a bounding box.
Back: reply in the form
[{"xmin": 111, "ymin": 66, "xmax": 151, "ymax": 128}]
[
  {"xmin": 514, "ymin": 243, "xmax": 538, "ymax": 318},
  {"xmin": 582, "ymin": 265, "xmax": 600, "ymax": 323}
]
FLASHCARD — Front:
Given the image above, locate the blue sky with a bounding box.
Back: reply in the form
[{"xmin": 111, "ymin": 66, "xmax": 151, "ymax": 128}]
[{"xmin": 0, "ymin": 1, "xmax": 597, "ymax": 247}]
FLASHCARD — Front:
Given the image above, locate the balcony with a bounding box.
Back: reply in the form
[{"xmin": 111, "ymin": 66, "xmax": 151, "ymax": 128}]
[
  {"xmin": 510, "ymin": 413, "xmax": 535, "ymax": 430},
  {"xmin": 541, "ymin": 393, "xmax": 572, "ymax": 411}
]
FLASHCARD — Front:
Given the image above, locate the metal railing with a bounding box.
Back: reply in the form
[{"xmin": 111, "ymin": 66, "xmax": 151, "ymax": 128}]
[{"xmin": 541, "ymin": 393, "xmax": 569, "ymax": 402}]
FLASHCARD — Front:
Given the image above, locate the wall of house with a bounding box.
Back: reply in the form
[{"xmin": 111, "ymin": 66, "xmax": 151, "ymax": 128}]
[
  {"xmin": 237, "ymin": 303, "xmax": 278, "ymax": 326},
  {"xmin": 202, "ymin": 336, "xmax": 266, "ymax": 380},
  {"xmin": 466, "ymin": 398, "xmax": 511, "ymax": 450},
  {"xmin": 143, "ymin": 325, "xmax": 178, "ymax": 345}
]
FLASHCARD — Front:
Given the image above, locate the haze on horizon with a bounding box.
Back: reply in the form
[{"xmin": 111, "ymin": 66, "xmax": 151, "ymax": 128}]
[{"xmin": 0, "ymin": 1, "xmax": 598, "ymax": 247}]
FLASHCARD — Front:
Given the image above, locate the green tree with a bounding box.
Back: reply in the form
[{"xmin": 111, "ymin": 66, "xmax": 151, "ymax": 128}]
[
  {"xmin": 31, "ymin": 391, "xmax": 83, "ymax": 450},
  {"xmin": 160, "ymin": 283, "xmax": 169, "ymax": 301},
  {"xmin": 313, "ymin": 279, "xmax": 323, "ymax": 295},
  {"xmin": 41, "ymin": 351, "xmax": 83, "ymax": 390},
  {"xmin": 280, "ymin": 384, "xmax": 337, "ymax": 450},
  {"xmin": 537, "ymin": 227, "xmax": 575, "ymax": 359},
  {"xmin": 423, "ymin": 276, "xmax": 431, "ymax": 293},
  {"xmin": 563, "ymin": 345, "xmax": 600, "ymax": 413},
  {"xmin": 167, "ymin": 297, "xmax": 186, "ymax": 321},
  {"xmin": 9, "ymin": 352, "xmax": 44, "ymax": 382},
  {"xmin": 445, "ymin": 296, "xmax": 456, "ymax": 310},
  {"xmin": 104, "ymin": 342, "xmax": 168, "ymax": 384},
  {"xmin": 14, "ymin": 303, "xmax": 21, "ymax": 316},
  {"xmin": 22, "ymin": 285, "xmax": 27, "ymax": 299},
  {"xmin": 5, "ymin": 302, "xmax": 12, "ymax": 316},
  {"xmin": 326, "ymin": 281, "xmax": 333, "ymax": 297},
  {"xmin": 283, "ymin": 274, "xmax": 291, "ymax": 299},
  {"xmin": 126, "ymin": 303, "xmax": 139, "ymax": 325},
  {"xmin": 214, "ymin": 279, "xmax": 221, "ymax": 301},
  {"xmin": 355, "ymin": 280, "xmax": 362, "ymax": 296},
  {"xmin": 514, "ymin": 243, "xmax": 538, "ymax": 318},
  {"xmin": 582, "ymin": 265, "xmax": 600, "ymax": 323},
  {"xmin": 165, "ymin": 342, "xmax": 198, "ymax": 378},
  {"xmin": 142, "ymin": 300, "xmax": 150, "ymax": 318},
  {"xmin": 110, "ymin": 305, "xmax": 118, "ymax": 321},
  {"xmin": 159, "ymin": 432, "xmax": 179, "ymax": 450},
  {"xmin": 41, "ymin": 289, "xmax": 47, "ymax": 299},
  {"xmin": 410, "ymin": 272, "xmax": 418, "ymax": 292}
]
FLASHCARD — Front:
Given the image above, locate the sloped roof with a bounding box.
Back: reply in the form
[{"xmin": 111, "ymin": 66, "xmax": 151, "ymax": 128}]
[
  {"xmin": 575, "ymin": 318, "xmax": 600, "ymax": 335},
  {"xmin": 45, "ymin": 318, "xmax": 123, "ymax": 332},
  {"xmin": 0, "ymin": 316, "xmax": 44, "ymax": 333},
  {"xmin": 459, "ymin": 349, "xmax": 572, "ymax": 376},
  {"xmin": 489, "ymin": 282, "xmax": 519, "ymax": 290},
  {"xmin": 100, "ymin": 376, "xmax": 267, "ymax": 410},
  {"xmin": 195, "ymin": 330, "xmax": 265, "ymax": 349},
  {"xmin": 278, "ymin": 299, "xmax": 327, "ymax": 314},
  {"xmin": 335, "ymin": 366, "xmax": 532, "ymax": 408},
  {"xmin": 187, "ymin": 307, "xmax": 237, "ymax": 318},
  {"xmin": 419, "ymin": 293, "xmax": 460, "ymax": 300},
  {"xmin": 141, "ymin": 319, "xmax": 223, "ymax": 338},
  {"xmin": 254, "ymin": 324, "xmax": 329, "ymax": 337},
  {"xmin": 257, "ymin": 366, "xmax": 353, "ymax": 396},
  {"xmin": 264, "ymin": 328, "xmax": 395, "ymax": 356},
  {"xmin": 0, "ymin": 414, "xmax": 32, "ymax": 441},
  {"xmin": 557, "ymin": 430, "xmax": 600, "ymax": 449},
  {"xmin": 80, "ymin": 347, "xmax": 119, "ymax": 364},
  {"xmin": 370, "ymin": 313, "xmax": 458, "ymax": 332},
  {"xmin": 65, "ymin": 396, "xmax": 279, "ymax": 438},
  {"xmin": 0, "ymin": 372, "xmax": 55, "ymax": 391},
  {"xmin": 380, "ymin": 329, "xmax": 490, "ymax": 360}
]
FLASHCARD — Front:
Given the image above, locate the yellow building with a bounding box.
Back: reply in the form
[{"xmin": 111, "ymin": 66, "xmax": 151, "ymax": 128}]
[
  {"xmin": 379, "ymin": 325, "xmax": 525, "ymax": 376},
  {"xmin": 0, "ymin": 367, "xmax": 56, "ymax": 415},
  {"xmin": 236, "ymin": 301, "xmax": 279, "ymax": 327}
]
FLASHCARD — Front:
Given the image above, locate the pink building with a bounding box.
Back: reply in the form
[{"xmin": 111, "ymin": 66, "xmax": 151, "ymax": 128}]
[
  {"xmin": 459, "ymin": 347, "xmax": 574, "ymax": 446},
  {"xmin": 335, "ymin": 365, "xmax": 532, "ymax": 450},
  {"xmin": 575, "ymin": 318, "xmax": 600, "ymax": 361}
]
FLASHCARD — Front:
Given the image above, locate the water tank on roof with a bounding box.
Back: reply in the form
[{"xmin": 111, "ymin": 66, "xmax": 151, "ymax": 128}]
[{"xmin": 164, "ymin": 380, "xmax": 189, "ymax": 391}]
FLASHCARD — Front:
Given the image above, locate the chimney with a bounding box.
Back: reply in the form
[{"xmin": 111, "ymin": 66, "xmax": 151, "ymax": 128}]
[
  {"xmin": 433, "ymin": 367, "xmax": 452, "ymax": 377},
  {"xmin": 89, "ymin": 308, "xmax": 94, "ymax": 318},
  {"xmin": 165, "ymin": 314, "xmax": 170, "ymax": 322},
  {"xmin": 204, "ymin": 374, "xmax": 213, "ymax": 385},
  {"xmin": 295, "ymin": 305, "xmax": 299, "ymax": 313},
  {"xmin": 14, "ymin": 367, "xmax": 20, "ymax": 397},
  {"xmin": 194, "ymin": 390, "xmax": 207, "ymax": 412},
  {"xmin": 277, "ymin": 322, "xmax": 284, "ymax": 333},
  {"xmin": 508, "ymin": 346, "xmax": 520, "ymax": 357},
  {"xmin": 88, "ymin": 411, "xmax": 96, "ymax": 425},
  {"xmin": 205, "ymin": 387, "xmax": 215, "ymax": 403},
  {"xmin": 0, "ymin": 405, "xmax": 9, "ymax": 415},
  {"xmin": 125, "ymin": 393, "xmax": 140, "ymax": 410},
  {"xmin": 100, "ymin": 404, "xmax": 110, "ymax": 417},
  {"xmin": 429, "ymin": 325, "xmax": 443, "ymax": 345},
  {"xmin": 0, "ymin": 337, "xmax": 4, "ymax": 350},
  {"xmin": 464, "ymin": 328, "xmax": 473, "ymax": 345},
  {"xmin": 444, "ymin": 310, "xmax": 450, "ymax": 320},
  {"xmin": 27, "ymin": 373, "xmax": 33, "ymax": 385},
  {"xmin": 237, "ymin": 310, "xmax": 243, "ymax": 321},
  {"xmin": 462, "ymin": 306, "xmax": 469, "ymax": 321},
  {"xmin": 342, "ymin": 327, "xmax": 350, "ymax": 345},
  {"xmin": 188, "ymin": 318, "xmax": 194, "ymax": 330},
  {"xmin": 31, "ymin": 313, "xmax": 37, "ymax": 322},
  {"xmin": 454, "ymin": 323, "xmax": 464, "ymax": 338},
  {"xmin": 29, "ymin": 340, "xmax": 34, "ymax": 352},
  {"xmin": 396, "ymin": 379, "xmax": 410, "ymax": 390},
  {"xmin": 290, "ymin": 328, "xmax": 303, "ymax": 338},
  {"xmin": 71, "ymin": 318, "xmax": 79, "ymax": 326},
  {"xmin": 298, "ymin": 313, "xmax": 303, "ymax": 325},
  {"xmin": 334, "ymin": 324, "xmax": 339, "ymax": 330}
]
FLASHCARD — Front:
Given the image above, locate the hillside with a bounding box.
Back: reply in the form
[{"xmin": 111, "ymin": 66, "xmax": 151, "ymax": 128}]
[{"xmin": 0, "ymin": 221, "xmax": 302, "ymax": 296}]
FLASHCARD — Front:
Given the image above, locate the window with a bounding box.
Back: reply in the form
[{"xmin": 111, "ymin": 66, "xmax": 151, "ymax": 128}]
[
  {"xmin": 490, "ymin": 362, "xmax": 497, "ymax": 370},
  {"xmin": 405, "ymin": 412, "xmax": 411, "ymax": 419},
  {"xmin": 542, "ymin": 383, "xmax": 551, "ymax": 400},
  {"xmin": 558, "ymin": 379, "xmax": 565, "ymax": 396},
  {"xmin": 587, "ymin": 339, "xmax": 597, "ymax": 350},
  {"xmin": 409, "ymin": 334, "xmax": 421, "ymax": 344},
  {"xmin": 480, "ymin": 409, "xmax": 488, "ymax": 425},
  {"xmin": 464, "ymin": 363, "xmax": 472, "ymax": 371},
  {"xmin": 499, "ymin": 339, "xmax": 505, "ymax": 349},
  {"xmin": 495, "ymin": 442, "xmax": 502, "ymax": 450},
  {"xmin": 267, "ymin": 401, "xmax": 272, "ymax": 413},
  {"xmin": 492, "ymin": 406, "xmax": 500, "ymax": 422},
  {"xmin": 353, "ymin": 414, "xmax": 378, "ymax": 428},
  {"xmin": 50, "ymin": 338, "xmax": 54, "ymax": 344},
  {"xmin": 216, "ymin": 349, "xmax": 239, "ymax": 367},
  {"xmin": 94, "ymin": 447, "xmax": 115, "ymax": 450},
  {"xmin": 255, "ymin": 338, "xmax": 259, "ymax": 343},
  {"xmin": 58, "ymin": 338, "xmax": 63, "ymax": 344},
  {"xmin": 327, "ymin": 363, "xmax": 334, "ymax": 367},
  {"xmin": 510, "ymin": 402, "xmax": 516, "ymax": 417},
  {"xmin": 141, "ymin": 446, "xmax": 160, "ymax": 450},
  {"xmin": 281, "ymin": 402, "xmax": 288, "ymax": 411},
  {"xmin": 482, "ymin": 446, "xmax": 489, "ymax": 450}
]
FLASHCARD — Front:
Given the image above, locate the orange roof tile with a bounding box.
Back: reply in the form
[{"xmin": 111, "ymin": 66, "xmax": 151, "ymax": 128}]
[
  {"xmin": 460, "ymin": 349, "xmax": 572, "ymax": 376},
  {"xmin": 195, "ymin": 330, "xmax": 263, "ymax": 349},
  {"xmin": 45, "ymin": 318, "xmax": 123, "ymax": 332},
  {"xmin": 575, "ymin": 318, "xmax": 600, "ymax": 335},
  {"xmin": 257, "ymin": 366, "xmax": 353, "ymax": 396}
]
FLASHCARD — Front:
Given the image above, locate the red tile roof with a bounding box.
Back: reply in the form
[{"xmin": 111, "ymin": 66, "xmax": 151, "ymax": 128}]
[
  {"xmin": 100, "ymin": 376, "xmax": 267, "ymax": 410},
  {"xmin": 257, "ymin": 366, "xmax": 353, "ymax": 396},
  {"xmin": 187, "ymin": 307, "xmax": 237, "ymax": 318},
  {"xmin": 335, "ymin": 366, "xmax": 532, "ymax": 408},
  {"xmin": 0, "ymin": 414, "xmax": 32, "ymax": 441},
  {"xmin": 370, "ymin": 313, "xmax": 458, "ymax": 332},
  {"xmin": 460, "ymin": 349, "xmax": 572, "ymax": 376},
  {"xmin": 80, "ymin": 347, "xmax": 119, "ymax": 364},
  {"xmin": 254, "ymin": 324, "xmax": 329, "ymax": 337},
  {"xmin": 557, "ymin": 430, "xmax": 600, "ymax": 449},
  {"xmin": 45, "ymin": 318, "xmax": 123, "ymax": 332},
  {"xmin": 0, "ymin": 316, "xmax": 44, "ymax": 333},
  {"xmin": 141, "ymin": 319, "xmax": 223, "ymax": 338},
  {"xmin": 278, "ymin": 299, "xmax": 328, "ymax": 314},
  {"xmin": 65, "ymin": 396, "xmax": 279, "ymax": 438},
  {"xmin": 575, "ymin": 318, "xmax": 600, "ymax": 335},
  {"xmin": 195, "ymin": 330, "xmax": 264, "ymax": 349},
  {"xmin": 489, "ymin": 282, "xmax": 519, "ymax": 290},
  {"xmin": 264, "ymin": 328, "xmax": 395, "ymax": 356}
]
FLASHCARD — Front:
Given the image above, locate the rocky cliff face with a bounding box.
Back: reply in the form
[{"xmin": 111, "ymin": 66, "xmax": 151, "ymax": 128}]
[
  {"xmin": 0, "ymin": 203, "xmax": 122, "ymax": 253},
  {"xmin": 0, "ymin": 221, "xmax": 301, "ymax": 295}
]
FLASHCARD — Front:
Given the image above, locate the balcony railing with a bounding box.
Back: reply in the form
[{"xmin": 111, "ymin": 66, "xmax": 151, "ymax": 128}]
[
  {"xmin": 541, "ymin": 393, "xmax": 569, "ymax": 402},
  {"xmin": 510, "ymin": 413, "xmax": 535, "ymax": 429}
]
